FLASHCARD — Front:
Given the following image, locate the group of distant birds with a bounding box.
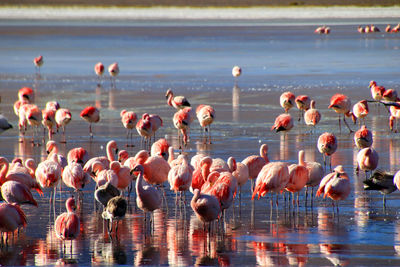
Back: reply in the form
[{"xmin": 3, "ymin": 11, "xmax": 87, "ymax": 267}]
[
  {"xmin": 0, "ymin": 51, "xmax": 400, "ymax": 253},
  {"xmin": 314, "ymin": 23, "xmax": 400, "ymax": 34}
]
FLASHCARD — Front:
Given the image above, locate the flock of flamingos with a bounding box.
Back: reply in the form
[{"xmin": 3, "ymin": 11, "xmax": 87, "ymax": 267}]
[{"xmin": 0, "ymin": 53, "xmax": 400, "ymax": 252}]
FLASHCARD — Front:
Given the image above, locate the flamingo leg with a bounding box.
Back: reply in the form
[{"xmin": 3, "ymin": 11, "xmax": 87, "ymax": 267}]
[{"xmin": 343, "ymin": 115, "xmax": 353, "ymax": 133}]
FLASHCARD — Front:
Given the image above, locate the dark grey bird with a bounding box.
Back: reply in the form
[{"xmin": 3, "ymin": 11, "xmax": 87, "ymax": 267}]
[
  {"xmin": 0, "ymin": 114, "xmax": 12, "ymax": 134},
  {"xmin": 363, "ymin": 169, "xmax": 397, "ymax": 207},
  {"xmin": 102, "ymin": 195, "xmax": 127, "ymax": 235},
  {"xmin": 94, "ymin": 182, "xmax": 120, "ymax": 207}
]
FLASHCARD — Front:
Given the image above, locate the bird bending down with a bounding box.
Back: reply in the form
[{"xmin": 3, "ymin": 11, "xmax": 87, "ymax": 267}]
[
  {"xmin": 364, "ymin": 170, "xmax": 396, "ymax": 208},
  {"xmin": 55, "ymin": 108, "xmax": 72, "ymax": 143},
  {"xmin": 108, "ymin": 62, "xmax": 119, "ymax": 88},
  {"xmin": 352, "ymin": 100, "xmax": 369, "ymax": 126},
  {"xmin": 102, "ymin": 195, "xmax": 127, "ymax": 236},
  {"xmin": 33, "ymin": 55, "xmax": 44, "ymax": 75},
  {"xmin": 356, "ymin": 147, "xmax": 379, "ymax": 179},
  {"xmin": 165, "ymin": 89, "xmax": 191, "ymax": 110},
  {"xmin": 80, "ymin": 106, "xmax": 100, "ymax": 139},
  {"xmin": 271, "ymin": 113, "xmax": 293, "ymax": 133},
  {"xmin": 94, "ymin": 62, "xmax": 104, "ymax": 83},
  {"xmin": 191, "ymin": 189, "xmax": 221, "ymax": 229},
  {"xmin": 354, "ymin": 125, "xmax": 373, "ymax": 149}
]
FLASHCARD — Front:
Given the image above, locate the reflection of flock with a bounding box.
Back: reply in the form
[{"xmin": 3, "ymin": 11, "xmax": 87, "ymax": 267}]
[{"xmin": 1, "ymin": 50, "xmax": 400, "ymax": 265}]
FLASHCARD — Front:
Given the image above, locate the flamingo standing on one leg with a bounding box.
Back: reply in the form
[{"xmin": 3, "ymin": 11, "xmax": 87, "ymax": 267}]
[
  {"xmin": 328, "ymin": 93, "xmax": 354, "ymax": 133},
  {"xmin": 33, "ymin": 55, "xmax": 44, "ymax": 75},
  {"xmin": 196, "ymin": 104, "xmax": 215, "ymax": 144},
  {"xmin": 80, "ymin": 106, "xmax": 100, "ymax": 139},
  {"xmin": 271, "ymin": 113, "xmax": 294, "ymax": 133},
  {"xmin": 94, "ymin": 62, "xmax": 105, "ymax": 84},
  {"xmin": 295, "ymin": 95, "xmax": 311, "ymax": 122},
  {"xmin": 242, "ymin": 144, "xmax": 269, "ymax": 191},
  {"xmin": 304, "ymin": 100, "xmax": 321, "ymax": 132},
  {"xmin": 35, "ymin": 153, "xmax": 62, "ymax": 204},
  {"xmin": 168, "ymin": 154, "xmax": 193, "ymax": 205},
  {"xmin": 165, "ymin": 89, "xmax": 191, "ymax": 110},
  {"xmin": 317, "ymin": 132, "xmax": 337, "ymax": 172},
  {"xmin": 55, "ymin": 108, "xmax": 71, "ymax": 143},
  {"xmin": 280, "ymin": 91, "xmax": 295, "ymax": 113},
  {"xmin": 356, "ymin": 147, "xmax": 379, "ymax": 179},
  {"xmin": 136, "ymin": 114, "xmax": 153, "ymax": 149},
  {"xmin": 369, "ymin": 80, "xmax": 386, "ymax": 102},
  {"xmin": 191, "ymin": 156, "xmax": 212, "ymax": 193},
  {"xmin": 120, "ymin": 110, "xmax": 137, "ymax": 147},
  {"xmin": 227, "ymin": 156, "xmax": 249, "ymax": 205},
  {"xmin": 54, "ymin": 197, "xmax": 80, "ymax": 250},
  {"xmin": 354, "ymin": 125, "xmax": 373, "ymax": 149},
  {"xmin": 191, "ymin": 189, "xmax": 221, "ymax": 230},
  {"xmin": 232, "ymin": 65, "xmax": 242, "ymax": 85},
  {"xmin": 108, "ymin": 62, "xmax": 119, "ymax": 88},
  {"xmin": 352, "ymin": 100, "xmax": 369, "ymax": 126}
]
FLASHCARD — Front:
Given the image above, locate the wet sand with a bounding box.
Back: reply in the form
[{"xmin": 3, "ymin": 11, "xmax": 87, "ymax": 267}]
[{"xmin": 1, "ymin": 20, "xmax": 400, "ymax": 265}]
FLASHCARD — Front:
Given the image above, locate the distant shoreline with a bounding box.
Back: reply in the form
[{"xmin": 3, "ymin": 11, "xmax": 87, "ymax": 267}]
[{"xmin": 1, "ymin": 6, "xmax": 399, "ymax": 21}]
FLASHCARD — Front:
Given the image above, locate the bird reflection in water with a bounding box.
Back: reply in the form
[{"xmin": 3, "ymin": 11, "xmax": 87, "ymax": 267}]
[
  {"xmin": 92, "ymin": 238, "xmax": 127, "ymax": 265},
  {"xmin": 95, "ymin": 84, "xmax": 102, "ymax": 109},
  {"xmin": 232, "ymin": 84, "xmax": 240, "ymax": 123},
  {"xmin": 167, "ymin": 218, "xmax": 191, "ymax": 266}
]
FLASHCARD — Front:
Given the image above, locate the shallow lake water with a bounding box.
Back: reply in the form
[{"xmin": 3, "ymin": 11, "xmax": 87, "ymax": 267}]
[{"xmin": 0, "ymin": 13, "xmax": 400, "ymax": 266}]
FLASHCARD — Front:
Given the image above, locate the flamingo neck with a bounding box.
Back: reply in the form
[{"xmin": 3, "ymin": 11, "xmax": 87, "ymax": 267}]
[
  {"xmin": 299, "ymin": 151, "xmax": 306, "ymax": 166},
  {"xmin": 168, "ymin": 147, "xmax": 175, "ymax": 164},
  {"xmin": 0, "ymin": 158, "xmax": 9, "ymax": 183},
  {"xmin": 136, "ymin": 169, "xmax": 145, "ymax": 196},
  {"xmin": 260, "ymin": 146, "xmax": 269, "ymax": 163},
  {"xmin": 201, "ymin": 163, "xmax": 211, "ymax": 182},
  {"xmin": 107, "ymin": 142, "xmax": 116, "ymax": 161}
]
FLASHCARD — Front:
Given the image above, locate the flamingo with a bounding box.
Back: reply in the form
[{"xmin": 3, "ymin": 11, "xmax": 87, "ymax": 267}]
[
  {"xmin": 251, "ymin": 162, "xmax": 290, "ymax": 207},
  {"xmin": 0, "ymin": 157, "xmax": 43, "ymax": 195},
  {"xmin": 102, "ymin": 195, "xmax": 127, "ymax": 236},
  {"xmin": 109, "ymin": 161, "xmax": 133, "ymax": 193},
  {"xmin": 295, "ymin": 95, "xmax": 310, "ymax": 122},
  {"xmin": 383, "ymin": 89, "xmax": 398, "ymax": 102},
  {"xmin": 227, "ymin": 156, "xmax": 249, "ymax": 203},
  {"xmin": 279, "ymin": 91, "xmax": 295, "ymax": 113},
  {"xmin": 136, "ymin": 114, "xmax": 153, "ymax": 149},
  {"xmin": 132, "ymin": 150, "xmax": 170, "ymax": 186},
  {"xmin": 94, "ymin": 181, "xmax": 120, "ymax": 207},
  {"xmin": 191, "ymin": 156, "xmax": 212, "ymax": 193},
  {"xmin": 42, "ymin": 108, "xmax": 56, "ymax": 140},
  {"xmin": 62, "ymin": 162, "xmax": 91, "ymax": 198},
  {"xmin": 304, "ymin": 100, "xmax": 321, "ymax": 131},
  {"xmin": 196, "ymin": 104, "xmax": 215, "ymax": 144},
  {"xmin": 54, "ymin": 197, "xmax": 80, "ymax": 245},
  {"xmin": 357, "ymin": 25, "xmax": 365, "ymax": 33},
  {"xmin": 0, "ymin": 180, "xmax": 38, "ymax": 206},
  {"xmin": 242, "ymin": 143, "xmax": 269, "ymax": 190},
  {"xmin": 328, "ymin": 93, "xmax": 353, "ymax": 133},
  {"xmin": 317, "ymin": 132, "xmax": 337, "ymax": 171},
  {"xmin": 55, "ymin": 108, "xmax": 71, "ymax": 143},
  {"xmin": 385, "ymin": 24, "xmax": 392, "ymax": 33},
  {"xmin": 150, "ymin": 138, "xmax": 170, "ymax": 161},
  {"xmin": 165, "ymin": 89, "xmax": 191, "ymax": 110},
  {"xmin": 0, "ymin": 203, "xmax": 27, "ymax": 244},
  {"xmin": 356, "ymin": 147, "xmax": 379, "ymax": 179},
  {"xmin": 146, "ymin": 113, "xmax": 163, "ymax": 142},
  {"xmin": 393, "ymin": 169, "xmax": 400, "ymax": 192},
  {"xmin": 83, "ymin": 140, "xmax": 118, "ymax": 177},
  {"xmin": 108, "ymin": 62, "xmax": 119, "ymax": 87},
  {"xmin": 314, "ymin": 26, "xmax": 325, "ymax": 34},
  {"xmin": 369, "ymin": 80, "xmax": 386, "ymax": 102},
  {"xmin": 94, "ymin": 62, "xmax": 104, "ymax": 82},
  {"xmin": 18, "ymin": 87, "xmax": 34, "ymax": 103},
  {"xmin": 352, "ymin": 100, "xmax": 369, "ymax": 126},
  {"xmin": 80, "ymin": 106, "xmax": 100, "ymax": 138},
  {"xmin": 173, "ymin": 107, "xmax": 193, "ymax": 148},
  {"xmin": 22, "ymin": 103, "xmax": 41, "ymax": 145},
  {"xmin": 285, "ymin": 150, "xmax": 309, "ymax": 205},
  {"xmin": 370, "ymin": 24, "xmax": 380, "ymax": 32},
  {"xmin": 33, "ymin": 55, "xmax": 44, "ymax": 74},
  {"xmin": 271, "ymin": 113, "xmax": 293, "ymax": 133},
  {"xmin": 46, "ymin": 141, "xmax": 68, "ymax": 169},
  {"xmin": 232, "ymin": 65, "xmax": 242, "ymax": 78},
  {"xmin": 67, "ymin": 147, "xmax": 89, "ymax": 167},
  {"xmin": 316, "ymin": 165, "xmax": 350, "ymax": 213},
  {"xmin": 390, "ymin": 103, "xmax": 400, "ymax": 132},
  {"xmin": 168, "ymin": 154, "xmax": 193, "ymax": 203},
  {"xmin": 118, "ymin": 150, "xmax": 130, "ymax": 164},
  {"xmin": 191, "ymin": 189, "xmax": 221, "ymax": 227},
  {"xmin": 35, "ymin": 153, "xmax": 62, "ymax": 202},
  {"xmin": 303, "ymin": 159, "xmax": 324, "ymax": 206},
  {"xmin": 120, "ymin": 109, "xmax": 137, "ymax": 147},
  {"xmin": 354, "ymin": 125, "xmax": 373, "ymax": 149},
  {"xmin": 364, "ymin": 170, "xmax": 396, "ymax": 208},
  {"xmin": 0, "ymin": 114, "xmax": 12, "ymax": 134},
  {"xmin": 132, "ymin": 164, "xmax": 162, "ymax": 222},
  {"xmin": 210, "ymin": 157, "xmax": 229, "ymax": 173}
]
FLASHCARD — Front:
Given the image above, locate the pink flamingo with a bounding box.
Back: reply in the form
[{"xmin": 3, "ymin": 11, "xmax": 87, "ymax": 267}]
[
  {"xmin": 173, "ymin": 107, "xmax": 193, "ymax": 149},
  {"xmin": 352, "ymin": 100, "xmax": 369, "ymax": 126},
  {"xmin": 314, "ymin": 26, "xmax": 325, "ymax": 34},
  {"xmin": 35, "ymin": 153, "xmax": 62, "ymax": 202},
  {"xmin": 1, "ymin": 180, "xmax": 38, "ymax": 206},
  {"xmin": 132, "ymin": 164, "xmax": 162, "ymax": 222},
  {"xmin": 393, "ymin": 170, "xmax": 400, "ymax": 191},
  {"xmin": 83, "ymin": 140, "xmax": 118, "ymax": 177},
  {"xmin": 191, "ymin": 156, "xmax": 212, "ymax": 193},
  {"xmin": 132, "ymin": 150, "xmax": 170, "ymax": 186},
  {"xmin": 370, "ymin": 24, "xmax": 380, "ymax": 32},
  {"xmin": 328, "ymin": 93, "xmax": 354, "ymax": 133},
  {"xmin": 295, "ymin": 95, "xmax": 310, "ymax": 121},
  {"xmin": 120, "ymin": 109, "xmax": 137, "ymax": 147},
  {"xmin": 316, "ymin": 165, "xmax": 350, "ymax": 213},
  {"xmin": 42, "ymin": 108, "xmax": 56, "ymax": 140},
  {"xmin": 210, "ymin": 157, "xmax": 229, "ymax": 173},
  {"xmin": 62, "ymin": 162, "xmax": 91, "ymax": 198},
  {"xmin": 251, "ymin": 162, "xmax": 290, "ymax": 207},
  {"xmin": 385, "ymin": 24, "xmax": 391, "ymax": 33},
  {"xmin": 317, "ymin": 132, "xmax": 337, "ymax": 171},
  {"xmin": 136, "ymin": 114, "xmax": 153, "ymax": 149},
  {"xmin": 196, "ymin": 104, "xmax": 215, "ymax": 144},
  {"xmin": 304, "ymin": 158, "xmax": 324, "ymax": 206},
  {"xmin": 108, "ymin": 62, "xmax": 119, "ymax": 87},
  {"xmin": 118, "ymin": 150, "xmax": 130, "ymax": 164},
  {"xmin": 109, "ymin": 161, "xmax": 133, "ymax": 193},
  {"xmin": 18, "ymin": 87, "xmax": 34, "ymax": 103},
  {"xmin": 67, "ymin": 147, "xmax": 89, "ymax": 167},
  {"xmin": 46, "ymin": 141, "xmax": 68, "ymax": 169},
  {"xmin": 0, "ymin": 157, "xmax": 43, "ymax": 195},
  {"xmin": 80, "ymin": 106, "xmax": 100, "ymax": 138},
  {"xmin": 271, "ymin": 113, "xmax": 293, "ymax": 133},
  {"xmin": 0, "ymin": 203, "xmax": 27, "ymax": 244},
  {"xmin": 55, "ymin": 108, "xmax": 72, "ymax": 143},
  {"xmin": 304, "ymin": 100, "xmax": 321, "ymax": 131},
  {"xmin": 54, "ymin": 197, "xmax": 80, "ymax": 249},
  {"xmin": 242, "ymin": 143, "xmax": 269, "ymax": 190},
  {"xmin": 390, "ymin": 103, "xmax": 400, "ymax": 132},
  {"xmin": 150, "ymin": 138, "xmax": 170, "ymax": 160},
  {"xmin": 94, "ymin": 62, "xmax": 104, "ymax": 82},
  {"xmin": 356, "ymin": 147, "xmax": 379, "ymax": 178},
  {"xmin": 33, "ymin": 55, "xmax": 44, "ymax": 74},
  {"xmin": 354, "ymin": 125, "xmax": 373, "ymax": 149},
  {"xmin": 369, "ymin": 80, "xmax": 386, "ymax": 102},
  {"xmin": 165, "ymin": 89, "xmax": 191, "ymax": 110},
  {"xmin": 280, "ymin": 91, "xmax": 295, "ymax": 113},
  {"xmin": 358, "ymin": 25, "xmax": 365, "ymax": 33},
  {"xmin": 168, "ymin": 154, "xmax": 193, "ymax": 203},
  {"xmin": 227, "ymin": 156, "xmax": 249, "ymax": 203},
  {"xmin": 285, "ymin": 150, "xmax": 309, "ymax": 206},
  {"xmin": 146, "ymin": 113, "xmax": 163, "ymax": 141},
  {"xmin": 232, "ymin": 65, "xmax": 242, "ymax": 79},
  {"xmin": 19, "ymin": 103, "xmax": 41, "ymax": 145},
  {"xmin": 383, "ymin": 89, "xmax": 398, "ymax": 102},
  {"xmin": 191, "ymin": 189, "xmax": 221, "ymax": 229}
]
